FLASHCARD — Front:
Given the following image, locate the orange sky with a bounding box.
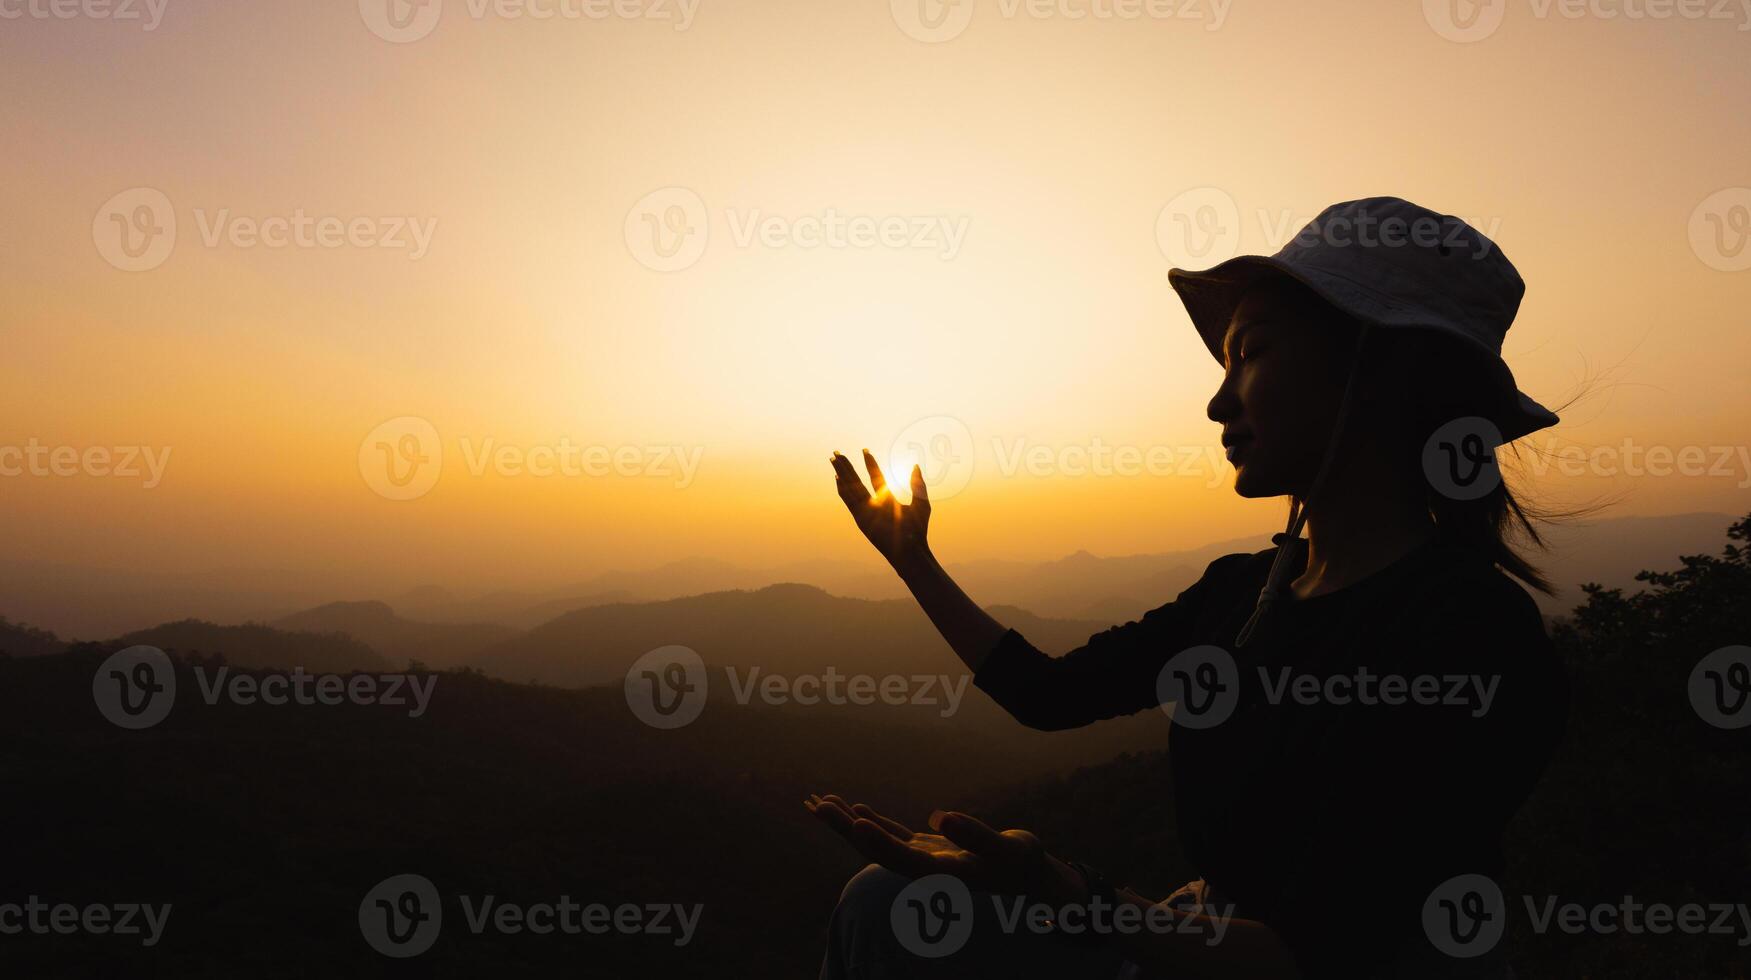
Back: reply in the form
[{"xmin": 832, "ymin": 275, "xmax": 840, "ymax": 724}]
[{"xmin": 3, "ymin": 0, "xmax": 1749, "ymax": 594}]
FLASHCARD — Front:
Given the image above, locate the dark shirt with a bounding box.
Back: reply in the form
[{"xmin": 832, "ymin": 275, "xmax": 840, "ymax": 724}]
[{"xmin": 972, "ymin": 536, "xmax": 1568, "ymax": 977}]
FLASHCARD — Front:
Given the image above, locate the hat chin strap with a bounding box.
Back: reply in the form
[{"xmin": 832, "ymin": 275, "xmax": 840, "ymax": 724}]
[{"xmin": 1233, "ymin": 324, "xmax": 1371, "ymax": 649}]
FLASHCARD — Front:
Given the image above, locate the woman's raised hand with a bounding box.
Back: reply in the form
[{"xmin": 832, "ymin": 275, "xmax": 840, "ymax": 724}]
[{"xmin": 831, "ymin": 449, "xmax": 930, "ymax": 569}]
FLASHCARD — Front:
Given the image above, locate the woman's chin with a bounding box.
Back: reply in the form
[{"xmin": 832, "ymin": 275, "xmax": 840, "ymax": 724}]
[{"xmin": 1230, "ymin": 465, "xmax": 1278, "ymax": 499}]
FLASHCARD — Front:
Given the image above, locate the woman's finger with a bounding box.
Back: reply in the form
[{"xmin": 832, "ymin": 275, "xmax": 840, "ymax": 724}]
[
  {"xmin": 851, "ymin": 819, "xmax": 939, "ymax": 878},
  {"xmin": 930, "ymin": 810, "xmax": 1010, "ymax": 856},
  {"xmin": 831, "ymin": 453, "xmax": 870, "ymax": 508},
  {"xmin": 852, "ymin": 803, "xmax": 914, "ymax": 839},
  {"xmin": 910, "ymin": 464, "xmax": 928, "ymax": 506},
  {"xmin": 861, "ymin": 451, "xmax": 889, "ymax": 497},
  {"xmin": 861, "ymin": 449, "xmax": 889, "ymax": 497},
  {"xmin": 807, "ymin": 797, "xmax": 859, "ymax": 841}
]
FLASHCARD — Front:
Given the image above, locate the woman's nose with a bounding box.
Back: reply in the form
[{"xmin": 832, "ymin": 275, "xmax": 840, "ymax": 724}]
[{"xmin": 1207, "ymin": 372, "xmax": 1240, "ymax": 424}]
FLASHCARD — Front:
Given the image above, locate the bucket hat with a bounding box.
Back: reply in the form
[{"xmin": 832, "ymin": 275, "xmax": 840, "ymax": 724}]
[{"xmin": 1168, "ymin": 195, "xmax": 1558, "ymax": 443}]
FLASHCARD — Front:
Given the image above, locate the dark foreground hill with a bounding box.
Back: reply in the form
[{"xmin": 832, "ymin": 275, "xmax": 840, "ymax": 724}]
[
  {"xmin": 2, "ymin": 647, "xmax": 1097, "ymax": 978},
  {"xmin": 3, "ymin": 514, "xmax": 1746, "ymax": 978}
]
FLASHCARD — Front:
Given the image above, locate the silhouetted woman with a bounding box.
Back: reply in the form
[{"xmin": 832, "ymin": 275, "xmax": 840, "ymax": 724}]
[{"xmin": 812, "ymin": 197, "xmax": 1569, "ymax": 978}]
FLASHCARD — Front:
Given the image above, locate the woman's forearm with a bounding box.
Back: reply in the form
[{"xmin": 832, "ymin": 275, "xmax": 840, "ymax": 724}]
[{"xmin": 891, "ymin": 548, "xmax": 1008, "ymax": 673}]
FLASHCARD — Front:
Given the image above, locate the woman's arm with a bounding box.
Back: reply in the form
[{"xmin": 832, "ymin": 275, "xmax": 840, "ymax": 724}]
[
  {"xmin": 891, "ymin": 546, "xmax": 1008, "ymax": 673},
  {"xmin": 831, "ymin": 450, "xmax": 1007, "ymax": 672},
  {"xmin": 831, "ymin": 448, "xmax": 1213, "ymax": 725}
]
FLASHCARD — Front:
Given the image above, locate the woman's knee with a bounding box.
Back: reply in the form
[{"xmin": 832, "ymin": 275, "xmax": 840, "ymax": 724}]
[{"xmin": 835, "ymin": 863, "xmax": 907, "ymax": 918}]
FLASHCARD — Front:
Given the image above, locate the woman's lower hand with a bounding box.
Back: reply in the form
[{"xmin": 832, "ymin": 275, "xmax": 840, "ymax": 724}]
[
  {"xmin": 831, "ymin": 450, "xmax": 931, "ymax": 571},
  {"xmin": 805, "ymin": 793, "xmax": 1082, "ymax": 904}
]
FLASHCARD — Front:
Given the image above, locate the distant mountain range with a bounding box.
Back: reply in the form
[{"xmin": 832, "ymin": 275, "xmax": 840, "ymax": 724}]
[
  {"xmin": 1, "ymin": 510, "xmax": 1736, "ymax": 653},
  {"xmin": 271, "ymin": 600, "xmax": 518, "ymax": 669}
]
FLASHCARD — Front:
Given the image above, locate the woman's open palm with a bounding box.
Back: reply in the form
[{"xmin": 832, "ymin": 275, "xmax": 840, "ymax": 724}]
[
  {"xmin": 806, "ymin": 794, "xmax": 1052, "ymax": 899},
  {"xmin": 831, "ymin": 449, "xmax": 930, "ymax": 567}
]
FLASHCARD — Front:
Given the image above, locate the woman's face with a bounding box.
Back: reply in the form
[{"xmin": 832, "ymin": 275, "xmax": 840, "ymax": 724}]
[{"xmin": 1205, "ymin": 282, "xmax": 1358, "ymax": 499}]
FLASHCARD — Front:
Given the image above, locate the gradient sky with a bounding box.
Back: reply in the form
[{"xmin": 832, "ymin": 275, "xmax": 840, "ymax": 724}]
[{"xmin": 3, "ymin": 0, "xmax": 1749, "ymax": 595}]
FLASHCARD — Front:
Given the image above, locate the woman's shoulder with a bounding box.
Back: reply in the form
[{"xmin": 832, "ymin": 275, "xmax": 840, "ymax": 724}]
[
  {"xmin": 1405, "ymin": 538, "xmax": 1550, "ymax": 628},
  {"xmin": 1182, "ymin": 545, "xmax": 1280, "ymax": 601}
]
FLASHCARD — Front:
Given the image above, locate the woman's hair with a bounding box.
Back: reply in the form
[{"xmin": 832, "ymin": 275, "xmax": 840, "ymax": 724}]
[
  {"xmin": 1259, "ymin": 272, "xmax": 1570, "ymax": 595},
  {"xmin": 1350, "ymin": 324, "xmax": 1560, "ymax": 594}
]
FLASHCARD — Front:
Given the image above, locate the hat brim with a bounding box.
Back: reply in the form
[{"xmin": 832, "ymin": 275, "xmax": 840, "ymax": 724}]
[{"xmin": 1168, "ymin": 256, "xmax": 1559, "ymax": 444}]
